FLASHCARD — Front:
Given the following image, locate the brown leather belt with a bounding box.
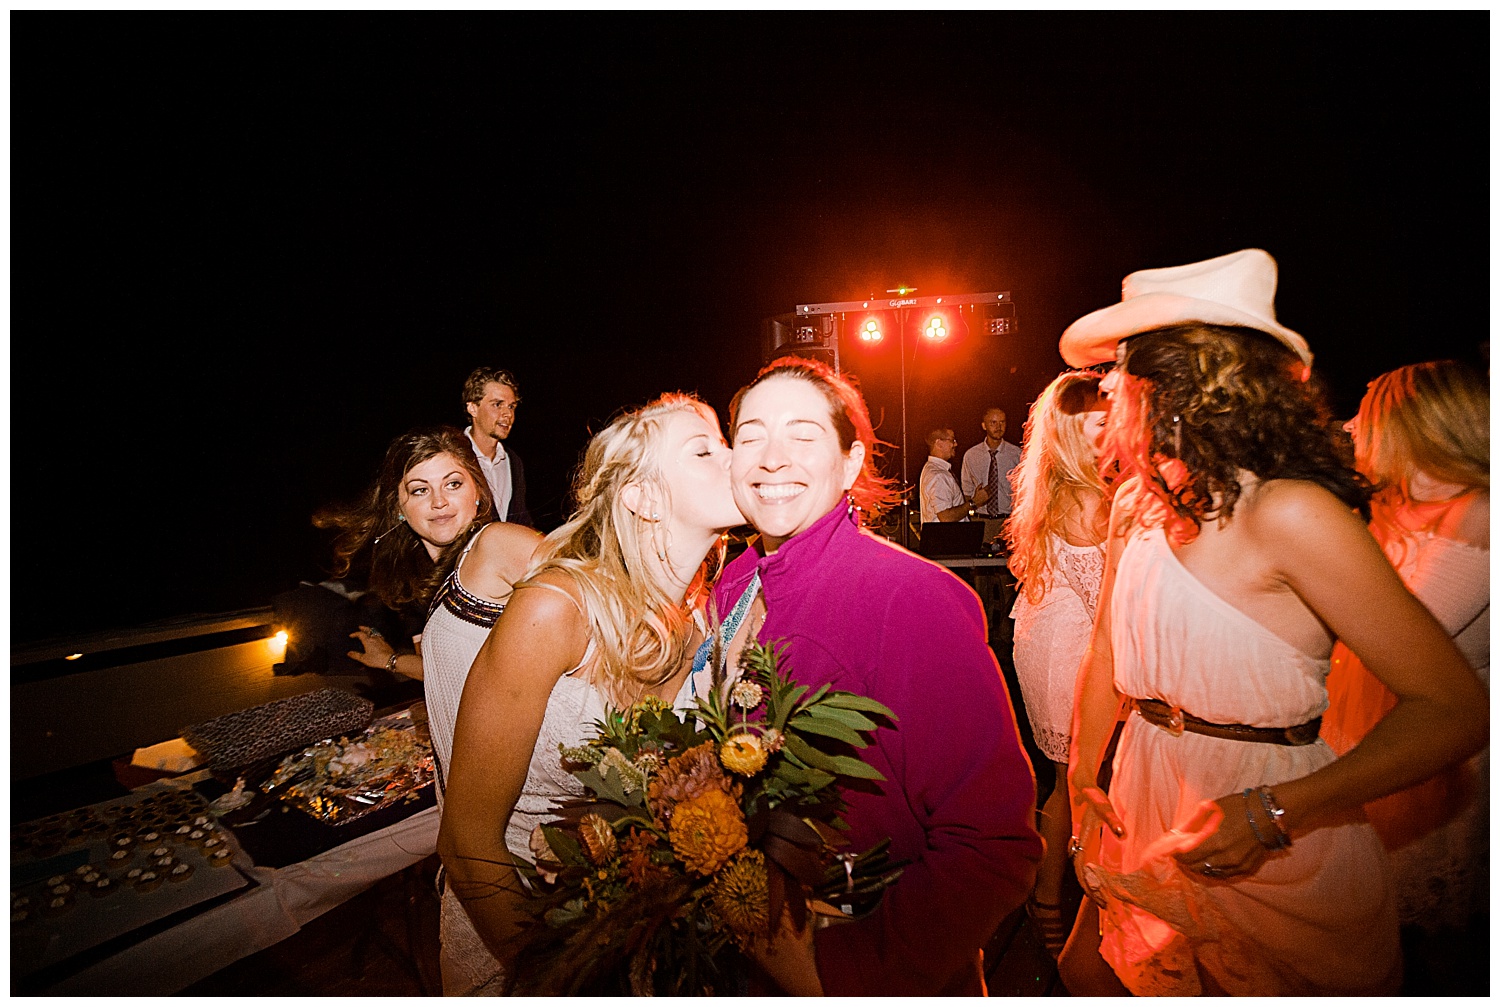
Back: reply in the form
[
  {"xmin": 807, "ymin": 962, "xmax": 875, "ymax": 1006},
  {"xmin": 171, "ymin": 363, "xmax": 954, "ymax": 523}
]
[{"xmin": 1134, "ymin": 698, "xmax": 1322, "ymax": 747}]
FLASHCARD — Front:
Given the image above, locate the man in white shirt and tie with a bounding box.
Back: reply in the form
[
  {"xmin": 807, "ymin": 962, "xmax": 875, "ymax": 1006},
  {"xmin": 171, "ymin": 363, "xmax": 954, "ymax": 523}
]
[
  {"xmin": 462, "ymin": 367, "xmax": 532, "ymax": 527},
  {"xmin": 960, "ymin": 407, "xmax": 1021, "ymax": 521}
]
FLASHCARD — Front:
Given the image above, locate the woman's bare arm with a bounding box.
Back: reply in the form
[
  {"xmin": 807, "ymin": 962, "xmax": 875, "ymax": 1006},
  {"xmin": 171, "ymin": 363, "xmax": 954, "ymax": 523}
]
[
  {"xmin": 436, "ymin": 572, "xmax": 588, "ymax": 961},
  {"xmin": 1066, "ymin": 484, "xmax": 1134, "ymax": 839},
  {"xmin": 1258, "ymin": 482, "xmax": 1486, "ymax": 826},
  {"xmin": 1177, "ymin": 481, "xmax": 1487, "ymax": 874}
]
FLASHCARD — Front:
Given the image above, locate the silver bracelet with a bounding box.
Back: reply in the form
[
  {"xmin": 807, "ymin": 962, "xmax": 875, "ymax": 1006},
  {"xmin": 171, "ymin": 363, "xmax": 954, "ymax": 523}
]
[
  {"xmin": 1258, "ymin": 786, "xmax": 1292, "ymax": 847},
  {"xmin": 385, "ymin": 652, "xmax": 400, "ymax": 674}
]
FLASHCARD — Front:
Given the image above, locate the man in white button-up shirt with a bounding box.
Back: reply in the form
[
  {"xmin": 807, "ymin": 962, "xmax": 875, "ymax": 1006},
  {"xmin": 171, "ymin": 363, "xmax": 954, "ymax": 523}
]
[
  {"xmin": 919, "ymin": 428, "xmax": 973, "ymax": 524},
  {"xmin": 462, "ymin": 367, "xmax": 532, "ymax": 527}
]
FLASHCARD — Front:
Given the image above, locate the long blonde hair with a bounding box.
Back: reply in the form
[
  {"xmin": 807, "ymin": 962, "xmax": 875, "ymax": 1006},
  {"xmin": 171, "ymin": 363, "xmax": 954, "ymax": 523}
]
[
  {"xmin": 1351, "ymin": 360, "xmax": 1489, "ymax": 546},
  {"xmin": 1006, "ymin": 372, "xmax": 1109, "ymax": 603},
  {"xmin": 523, "ymin": 393, "xmax": 725, "ymax": 704}
]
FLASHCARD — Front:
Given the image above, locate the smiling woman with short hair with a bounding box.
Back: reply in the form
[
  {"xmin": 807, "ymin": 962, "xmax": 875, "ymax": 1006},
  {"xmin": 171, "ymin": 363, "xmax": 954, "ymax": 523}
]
[{"xmin": 708, "ymin": 356, "xmax": 1042, "ymax": 996}]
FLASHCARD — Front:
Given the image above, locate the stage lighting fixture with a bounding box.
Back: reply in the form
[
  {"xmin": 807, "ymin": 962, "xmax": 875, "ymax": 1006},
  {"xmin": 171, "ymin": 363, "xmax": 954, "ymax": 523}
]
[
  {"xmin": 859, "ymin": 318, "xmax": 883, "ymax": 343},
  {"xmin": 923, "ymin": 314, "xmax": 948, "ymax": 341}
]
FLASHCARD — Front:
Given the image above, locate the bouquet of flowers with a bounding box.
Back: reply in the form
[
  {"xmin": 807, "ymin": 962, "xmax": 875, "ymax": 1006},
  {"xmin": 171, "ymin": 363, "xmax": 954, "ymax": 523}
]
[{"xmin": 510, "ymin": 642, "xmax": 906, "ymax": 995}]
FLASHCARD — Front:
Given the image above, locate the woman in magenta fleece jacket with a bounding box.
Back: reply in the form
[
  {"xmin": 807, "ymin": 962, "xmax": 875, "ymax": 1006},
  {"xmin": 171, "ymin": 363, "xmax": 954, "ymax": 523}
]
[{"xmin": 713, "ymin": 357, "xmax": 1042, "ymax": 996}]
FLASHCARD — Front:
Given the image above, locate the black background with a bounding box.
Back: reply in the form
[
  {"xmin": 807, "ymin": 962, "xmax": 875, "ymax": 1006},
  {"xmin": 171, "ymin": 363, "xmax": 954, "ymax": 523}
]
[{"xmin": 16, "ymin": 15, "xmax": 1488, "ymax": 645}]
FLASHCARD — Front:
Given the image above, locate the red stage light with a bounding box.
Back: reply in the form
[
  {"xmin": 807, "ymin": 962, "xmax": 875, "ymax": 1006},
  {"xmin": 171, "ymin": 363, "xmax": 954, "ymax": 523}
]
[
  {"xmin": 859, "ymin": 318, "xmax": 883, "ymax": 343},
  {"xmin": 923, "ymin": 314, "xmax": 948, "ymax": 341}
]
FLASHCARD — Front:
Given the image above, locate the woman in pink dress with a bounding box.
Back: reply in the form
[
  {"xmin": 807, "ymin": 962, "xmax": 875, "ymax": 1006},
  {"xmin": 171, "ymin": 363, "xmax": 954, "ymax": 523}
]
[{"xmin": 1054, "ymin": 250, "xmax": 1487, "ymax": 995}]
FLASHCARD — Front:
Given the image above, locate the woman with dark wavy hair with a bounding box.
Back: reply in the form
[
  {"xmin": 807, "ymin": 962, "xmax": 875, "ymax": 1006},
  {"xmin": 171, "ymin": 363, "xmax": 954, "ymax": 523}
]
[
  {"xmin": 1054, "ymin": 251, "xmax": 1486, "ymax": 996},
  {"xmin": 313, "ymin": 425, "xmax": 495, "ymax": 680}
]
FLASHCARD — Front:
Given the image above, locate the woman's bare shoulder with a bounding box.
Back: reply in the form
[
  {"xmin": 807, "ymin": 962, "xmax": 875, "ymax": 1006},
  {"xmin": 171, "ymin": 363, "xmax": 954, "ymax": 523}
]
[
  {"xmin": 1452, "ymin": 490, "xmax": 1489, "ymax": 549},
  {"xmin": 1239, "ymin": 479, "xmax": 1380, "ymax": 566},
  {"xmin": 508, "ymin": 568, "xmax": 587, "ymax": 616},
  {"xmin": 475, "ymin": 522, "xmax": 545, "ymax": 567},
  {"xmin": 471, "ymin": 568, "xmax": 591, "ymax": 683}
]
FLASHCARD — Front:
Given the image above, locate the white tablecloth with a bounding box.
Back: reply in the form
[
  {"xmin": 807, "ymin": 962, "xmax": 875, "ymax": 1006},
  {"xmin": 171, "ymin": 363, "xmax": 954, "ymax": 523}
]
[{"xmin": 44, "ymin": 806, "xmax": 440, "ymax": 995}]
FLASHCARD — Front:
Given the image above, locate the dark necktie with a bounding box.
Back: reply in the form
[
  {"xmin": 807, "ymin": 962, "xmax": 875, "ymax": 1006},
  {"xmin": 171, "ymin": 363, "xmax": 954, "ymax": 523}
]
[{"xmin": 986, "ymin": 449, "xmax": 1000, "ymax": 516}]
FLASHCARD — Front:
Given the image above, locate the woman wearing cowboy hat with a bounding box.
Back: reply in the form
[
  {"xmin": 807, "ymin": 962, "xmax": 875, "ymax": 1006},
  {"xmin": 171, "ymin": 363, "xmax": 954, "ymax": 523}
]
[{"xmin": 1055, "ymin": 250, "xmax": 1486, "ymax": 995}]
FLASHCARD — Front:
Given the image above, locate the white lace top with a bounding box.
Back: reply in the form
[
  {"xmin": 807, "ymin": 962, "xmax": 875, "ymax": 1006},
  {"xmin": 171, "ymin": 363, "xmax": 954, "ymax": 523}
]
[
  {"xmin": 1010, "ymin": 537, "xmax": 1104, "ymax": 762},
  {"xmin": 503, "ymin": 662, "xmax": 711, "ymax": 862}
]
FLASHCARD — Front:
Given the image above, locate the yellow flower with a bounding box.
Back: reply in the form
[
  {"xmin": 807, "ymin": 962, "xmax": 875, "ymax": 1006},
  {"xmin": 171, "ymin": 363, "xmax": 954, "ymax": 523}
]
[
  {"xmin": 669, "ymin": 788, "xmax": 747, "ymax": 876},
  {"xmin": 579, "ymin": 813, "xmax": 618, "ymax": 866},
  {"xmin": 711, "ymin": 850, "xmax": 770, "ymax": 941},
  {"xmin": 720, "ymin": 733, "xmax": 768, "ymax": 776}
]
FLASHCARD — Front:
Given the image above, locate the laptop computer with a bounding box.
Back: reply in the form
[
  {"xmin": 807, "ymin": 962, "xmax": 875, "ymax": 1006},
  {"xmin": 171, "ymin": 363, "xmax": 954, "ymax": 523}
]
[{"xmin": 917, "ymin": 521, "xmax": 988, "ymax": 558}]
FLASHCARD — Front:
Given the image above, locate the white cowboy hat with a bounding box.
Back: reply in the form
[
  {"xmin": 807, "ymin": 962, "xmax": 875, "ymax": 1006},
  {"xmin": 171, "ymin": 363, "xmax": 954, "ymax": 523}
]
[{"xmin": 1059, "ymin": 248, "xmax": 1312, "ymax": 368}]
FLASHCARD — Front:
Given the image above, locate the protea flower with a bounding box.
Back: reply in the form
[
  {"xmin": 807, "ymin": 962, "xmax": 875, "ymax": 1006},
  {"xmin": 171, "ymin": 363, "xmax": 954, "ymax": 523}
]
[{"xmin": 579, "ymin": 813, "xmax": 618, "ymax": 866}]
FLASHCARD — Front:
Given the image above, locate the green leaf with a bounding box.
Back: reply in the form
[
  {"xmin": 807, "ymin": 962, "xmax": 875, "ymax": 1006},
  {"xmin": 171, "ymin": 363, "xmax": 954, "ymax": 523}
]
[
  {"xmin": 820, "ymin": 693, "xmax": 897, "ymax": 719},
  {"xmin": 541, "ymin": 824, "xmax": 586, "ymax": 866},
  {"xmin": 823, "ymin": 753, "xmax": 886, "ymax": 781},
  {"xmin": 782, "ymin": 732, "xmax": 842, "ymax": 772},
  {"xmin": 794, "ymin": 682, "xmax": 831, "ymax": 711},
  {"xmin": 787, "ymin": 713, "xmax": 866, "ymax": 746},
  {"xmin": 577, "ymin": 764, "xmax": 633, "ymax": 805},
  {"xmin": 773, "ymin": 764, "xmax": 837, "ymax": 790},
  {"xmin": 801, "ymin": 704, "xmax": 880, "ymax": 732}
]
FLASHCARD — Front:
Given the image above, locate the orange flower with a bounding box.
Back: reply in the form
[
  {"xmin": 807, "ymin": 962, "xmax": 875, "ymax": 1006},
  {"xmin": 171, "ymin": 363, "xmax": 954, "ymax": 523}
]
[
  {"xmin": 669, "ymin": 788, "xmax": 748, "ymax": 876},
  {"xmin": 649, "ymin": 742, "xmax": 732, "ymax": 824}
]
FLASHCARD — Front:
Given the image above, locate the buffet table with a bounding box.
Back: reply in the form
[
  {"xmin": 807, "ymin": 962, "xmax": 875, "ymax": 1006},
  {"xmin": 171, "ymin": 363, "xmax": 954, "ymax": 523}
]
[
  {"xmin": 43, "ymin": 799, "xmax": 437, "ymax": 995},
  {"xmin": 13, "ymin": 694, "xmax": 438, "ymax": 996}
]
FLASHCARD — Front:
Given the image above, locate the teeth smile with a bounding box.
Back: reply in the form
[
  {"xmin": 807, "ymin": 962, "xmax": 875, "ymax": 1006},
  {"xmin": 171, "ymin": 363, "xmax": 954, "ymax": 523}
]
[{"xmin": 755, "ymin": 483, "xmax": 805, "ymax": 501}]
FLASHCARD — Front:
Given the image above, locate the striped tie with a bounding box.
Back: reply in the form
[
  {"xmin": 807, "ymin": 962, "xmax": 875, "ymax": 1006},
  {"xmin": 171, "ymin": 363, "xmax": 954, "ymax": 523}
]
[{"xmin": 986, "ymin": 449, "xmax": 1000, "ymax": 517}]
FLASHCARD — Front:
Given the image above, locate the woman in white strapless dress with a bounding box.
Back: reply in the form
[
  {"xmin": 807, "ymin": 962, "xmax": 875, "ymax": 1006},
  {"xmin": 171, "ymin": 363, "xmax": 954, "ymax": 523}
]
[
  {"xmin": 1324, "ymin": 360, "xmax": 1489, "ymax": 990},
  {"xmin": 437, "ymin": 393, "xmax": 745, "ymax": 991},
  {"xmin": 1054, "ymin": 251, "xmax": 1487, "ymax": 996},
  {"xmin": 1005, "ymin": 370, "xmax": 1110, "ymax": 955}
]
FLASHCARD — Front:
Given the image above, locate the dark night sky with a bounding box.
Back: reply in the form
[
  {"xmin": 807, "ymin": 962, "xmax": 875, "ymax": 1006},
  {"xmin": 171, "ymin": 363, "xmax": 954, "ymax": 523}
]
[{"xmin": 15, "ymin": 15, "xmax": 1489, "ymax": 645}]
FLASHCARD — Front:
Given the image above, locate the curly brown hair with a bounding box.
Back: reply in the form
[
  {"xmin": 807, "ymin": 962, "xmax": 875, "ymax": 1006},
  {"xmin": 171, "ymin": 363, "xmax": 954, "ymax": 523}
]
[{"xmin": 1108, "ymin": 324, "xmax": 1370, "ymax": 532}]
